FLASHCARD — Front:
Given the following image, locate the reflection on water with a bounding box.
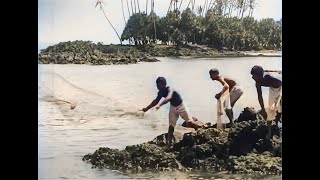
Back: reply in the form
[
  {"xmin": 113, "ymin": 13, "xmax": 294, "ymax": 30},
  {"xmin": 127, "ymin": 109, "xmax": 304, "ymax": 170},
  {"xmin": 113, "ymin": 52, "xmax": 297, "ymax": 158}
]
[{"xmin": 38, "ymin": 56, "xmax": 281, "ymax": 179}]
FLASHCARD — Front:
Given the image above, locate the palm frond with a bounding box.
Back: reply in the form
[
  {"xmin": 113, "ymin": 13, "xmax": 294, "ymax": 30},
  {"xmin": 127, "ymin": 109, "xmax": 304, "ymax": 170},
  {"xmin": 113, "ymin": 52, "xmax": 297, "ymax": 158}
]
[{"xmin": 95, "ymin": 0, "xmax": 103, "ymax": 8}]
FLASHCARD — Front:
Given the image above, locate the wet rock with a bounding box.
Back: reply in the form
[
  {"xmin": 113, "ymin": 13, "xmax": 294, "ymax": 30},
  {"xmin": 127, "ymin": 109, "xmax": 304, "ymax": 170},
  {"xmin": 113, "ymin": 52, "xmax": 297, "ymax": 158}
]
[
  {"xmin": 38, "ymin": 41, "xmax": 160, "ymax": 65},
  {"xmin": 235, "ymin": 107, "xmax": 264, "ymax": 123},
  {"xmin": 228, "ymin": 120, "xmax": 280, "ymax": 157},
  {"xmin": 226, "ymin": 153, "xmax": 282, "ymax": 175},
  {"xmin": 38, "ymin": 41, "xmax": 249, "ymax": 65},
  {"xmin": 83, "ymin": 107, "xmax": 282, "ymax": 175},
  {"xmin": 83, "ymin": 143, "xmax": 179, "ymax": 172}
]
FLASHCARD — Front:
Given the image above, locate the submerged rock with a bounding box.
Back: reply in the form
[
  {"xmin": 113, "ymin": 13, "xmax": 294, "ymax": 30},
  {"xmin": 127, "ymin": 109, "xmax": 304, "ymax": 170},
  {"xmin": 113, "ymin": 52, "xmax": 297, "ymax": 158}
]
[{"xmin": 83, "ymin": 107, "xmax": 282, "ymax": 175}]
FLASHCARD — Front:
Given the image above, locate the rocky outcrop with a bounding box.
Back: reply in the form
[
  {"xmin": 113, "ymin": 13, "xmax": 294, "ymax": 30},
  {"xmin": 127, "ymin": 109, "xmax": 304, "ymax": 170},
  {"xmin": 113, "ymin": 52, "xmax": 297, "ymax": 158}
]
[
  {"xmin": 38, "ymin": 41, "xmax": 159, "ymax": 65},
  {"xmin": 226, "ymin": 152, "xmax": 282, "ymax": 175},
  {"xmin": 38, "ymin": 41, "xmax": 260, "ymax": 65},
  {"xmin": 83, "ymin": 107, "xmax": 282, "ymax": 175},
  {"xmin": 83, "ymin": 144, "xmax": 179, "ymax": 172}
]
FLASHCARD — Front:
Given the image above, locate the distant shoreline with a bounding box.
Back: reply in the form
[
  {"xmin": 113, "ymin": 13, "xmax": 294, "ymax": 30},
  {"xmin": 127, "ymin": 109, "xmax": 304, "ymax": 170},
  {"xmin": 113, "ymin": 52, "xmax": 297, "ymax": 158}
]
[
  {"xmin": 38, "ymin": 41, "xmax": 282, "ymax": 65},
  {"xmin": 177, "ymin": 54, "xmax": 282, "ymax": 59}
]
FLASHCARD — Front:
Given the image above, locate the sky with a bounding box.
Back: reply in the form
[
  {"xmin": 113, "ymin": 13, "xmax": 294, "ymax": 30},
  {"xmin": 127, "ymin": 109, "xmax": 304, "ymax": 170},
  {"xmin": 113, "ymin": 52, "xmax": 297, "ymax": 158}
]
[{"xmin": 38, "ymin": 0, "xmax": 282, "ymax": 50}]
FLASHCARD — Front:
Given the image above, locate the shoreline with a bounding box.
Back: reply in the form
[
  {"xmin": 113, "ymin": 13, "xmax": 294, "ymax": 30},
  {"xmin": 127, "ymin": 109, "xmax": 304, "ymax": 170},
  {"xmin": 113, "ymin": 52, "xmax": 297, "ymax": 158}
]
[
  {"xmin": 177, "ymin": 54, "xmax": 282, "ymax": 59},
  {"xmin": 38, "ymin": 41, "xmax": 281, "ymax": 65}
]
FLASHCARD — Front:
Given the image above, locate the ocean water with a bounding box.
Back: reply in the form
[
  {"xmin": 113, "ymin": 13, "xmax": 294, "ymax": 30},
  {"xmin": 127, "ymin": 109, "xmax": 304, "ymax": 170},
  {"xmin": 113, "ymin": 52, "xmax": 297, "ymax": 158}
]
[{"xmin": 38, "ymin": 56, "xmax": 282, "ymax": 179}]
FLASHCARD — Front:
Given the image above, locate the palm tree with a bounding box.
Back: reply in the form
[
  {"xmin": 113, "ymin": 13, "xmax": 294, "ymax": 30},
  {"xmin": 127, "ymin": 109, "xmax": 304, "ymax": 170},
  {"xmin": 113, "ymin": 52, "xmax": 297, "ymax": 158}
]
[
  {"xmin": 222, "ymin": 0, "xmax": 229, "ymax": 16},
  {"xmin": 131, "ymin": 0, "xmax": 135, "ymax": 15},
  {"xmin": 167, "ymin": 0, "xmax": 179, "ymax": 15},
  {"xmin": 167, "ymin": 0, "xmax": 174, "ymax": 14},
  {"xmin": 186, "ymin": 0, "xmax": 196, "ymax": 12},
  {"xmin": 241, "ymin": 0, "xmax": 249, "ymax": 19},
  {"xmin": 175, "ymin": 0, "xmax": 178, "ymax": 11},
  {"xmin": 121, "ymin": 0, "xmax": 127, "ymax": 26},
  {"xmin": 248, "ymin": 0, "xmax": 256, "ymax": 17},
  {"xmin": 197, "ymin": 5, "xmax": 203, "ymax": 16},
  {"xmin": 95, "ymin": 0, "xmax": 122, "ymax": 45},
  {"xmin": 216, "ymin": 0, "xmax": 224, "ymax": 16},
  {"xmin": 136, "ymin": 0, "xmax": 141, "ymax": 13},
  {"xmin": 202, "ymin": 0, "xmax": 207, "ymax": 17},
  {"xmin": 228, "ymin": 0, "xmax": 235, "ymax": 18},
  {"xmin": 236, "ymin": 0, "xmax": 248, "ymax": 19},
  {"xmin": 179, "ymin": 0, "xmax": 184, "ymax": 10},
  {"xmin": 187, "ymin": 0, "xmax": 192, "ymax": 9},
  {"xmin": 192, "ymin": 0, "xmax": 196, "ymax": 12},
  {"xmin": 146, "ymin": 0, "xmax": 148, "ymax": 14},
  {"xmin": 206, "ymin": 0, "xmax": 213, "ymax": 13},
  {"xmin": 126, "ymin": 0, "xmax": 131, "ymax": 17},
  {"xmin": 152, "ymin": 0, "xmax": 157, "ymax": 42}
]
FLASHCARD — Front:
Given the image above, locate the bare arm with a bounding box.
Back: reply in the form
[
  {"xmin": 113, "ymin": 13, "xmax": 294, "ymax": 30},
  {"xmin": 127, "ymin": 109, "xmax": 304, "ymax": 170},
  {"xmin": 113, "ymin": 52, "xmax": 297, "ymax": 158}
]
[
  {"xmin": 143, "ymin": 93, "xmax": 162, "ymax": 112},
  {"xmin": 158, "ymin": 87, "xmax": 173, "ymax": 107},
  {"xmin": 217, "ymin": 77, "xmax": 229, "ymax": 98},
  {"xmin": 256, "ymin": 83, "xmax": 265, "ymax": 110},
  {"xmin": 221, "ymin": 82, "xmax": 229, "ymax": 95}
]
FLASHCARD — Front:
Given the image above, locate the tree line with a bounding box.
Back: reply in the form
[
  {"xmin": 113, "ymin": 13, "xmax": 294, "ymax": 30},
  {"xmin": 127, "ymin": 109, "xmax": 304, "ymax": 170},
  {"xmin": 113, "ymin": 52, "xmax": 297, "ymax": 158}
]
[{"xmin": 96, "ymin": 0, "xmax": 282, "ymax": 50}]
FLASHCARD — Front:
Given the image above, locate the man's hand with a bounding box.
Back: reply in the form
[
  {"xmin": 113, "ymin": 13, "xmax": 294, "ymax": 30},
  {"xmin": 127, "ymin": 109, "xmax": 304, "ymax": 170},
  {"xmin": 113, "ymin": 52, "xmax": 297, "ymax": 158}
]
[
  {"xmin": 260, "ymin": 108, "xmax": 267, "ymax": 120},
  {"xmin": 142, "ymin": 107, "xmax": 148, "ymax": 112},
  {"xmin": 215, "ymin": 93, "xmax": 221, "ymax": 100},
  {"xmin": 184, "ymin": 121, "xmax": 189, "ymax": 128},
  {"xmin": 155, "ymin": 104, "xmax": 161, "ymax": 110}
]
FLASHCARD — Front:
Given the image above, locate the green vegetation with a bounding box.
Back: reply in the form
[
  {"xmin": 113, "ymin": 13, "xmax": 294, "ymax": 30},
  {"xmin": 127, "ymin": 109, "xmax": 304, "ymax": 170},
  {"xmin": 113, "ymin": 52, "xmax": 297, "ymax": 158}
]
[{"xmin": 121, "ymin": 9, "xmax": 281, "ymax": 51}]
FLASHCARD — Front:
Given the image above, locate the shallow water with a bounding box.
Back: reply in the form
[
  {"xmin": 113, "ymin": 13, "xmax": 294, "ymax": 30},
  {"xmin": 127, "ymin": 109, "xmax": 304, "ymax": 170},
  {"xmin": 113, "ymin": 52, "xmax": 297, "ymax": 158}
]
[{"xmin": 38, "ymin": 56, "xmax": 282, "ymax": 179}]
